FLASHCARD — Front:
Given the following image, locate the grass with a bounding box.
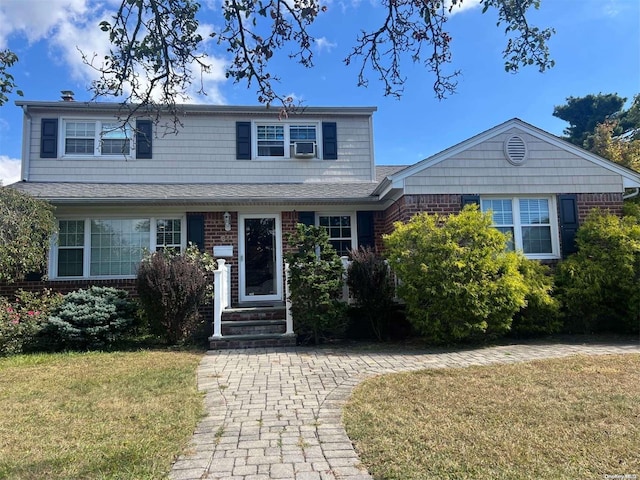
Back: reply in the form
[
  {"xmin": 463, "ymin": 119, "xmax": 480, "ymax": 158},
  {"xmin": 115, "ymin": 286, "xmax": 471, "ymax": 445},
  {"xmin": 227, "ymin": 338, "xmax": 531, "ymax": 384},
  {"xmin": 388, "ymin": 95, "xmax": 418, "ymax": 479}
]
[
  {"xmin": 0, "ymin": 350, "xmax": 204, "ymax": 480},
  {"xmin": 343, "ymin": 354, "xmax": 640, "ymax": 480}
]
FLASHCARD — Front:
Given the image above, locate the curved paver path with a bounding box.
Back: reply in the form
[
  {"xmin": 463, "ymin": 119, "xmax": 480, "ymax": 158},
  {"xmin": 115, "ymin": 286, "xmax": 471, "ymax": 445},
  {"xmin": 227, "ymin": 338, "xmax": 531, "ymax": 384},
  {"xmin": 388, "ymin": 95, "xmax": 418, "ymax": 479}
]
[{"xmin": 170, "ymin": 340, "xmax": 640, "ymax": 480}]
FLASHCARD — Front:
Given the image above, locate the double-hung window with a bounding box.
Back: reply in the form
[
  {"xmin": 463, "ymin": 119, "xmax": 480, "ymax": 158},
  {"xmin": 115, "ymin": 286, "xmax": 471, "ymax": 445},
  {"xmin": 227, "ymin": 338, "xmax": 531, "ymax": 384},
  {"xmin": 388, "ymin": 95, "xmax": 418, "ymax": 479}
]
[
  {"xmin": 318, "ymin": 214, "xmax": 354, "ymax": 256},
  {"xmin": 481, "ymin": 197, "xmax": 558, "ymax": 258},
  {"xmin": 255, "ymin": 123, "xmax": 318, "ymax": 159},
  {"xmin": 54, "ymin": 217, "xmax": 184, "ymax": 278},
  {"xmin": 63, "ymin": 120, "xmax": 132, "ymax": 156}
]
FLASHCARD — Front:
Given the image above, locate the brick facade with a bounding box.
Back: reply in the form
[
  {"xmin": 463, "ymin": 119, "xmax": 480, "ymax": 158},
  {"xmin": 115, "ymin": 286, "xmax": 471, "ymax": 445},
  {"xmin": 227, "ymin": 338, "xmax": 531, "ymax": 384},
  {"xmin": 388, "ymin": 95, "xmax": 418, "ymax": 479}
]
[{"xmin": 576, "ymin": 193, "xmax": 624, "ymax": 222}]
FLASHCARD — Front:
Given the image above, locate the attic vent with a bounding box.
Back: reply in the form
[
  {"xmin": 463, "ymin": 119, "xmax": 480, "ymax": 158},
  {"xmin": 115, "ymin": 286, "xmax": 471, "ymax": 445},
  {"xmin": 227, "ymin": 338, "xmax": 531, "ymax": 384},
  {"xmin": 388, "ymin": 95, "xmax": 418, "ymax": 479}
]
[{"xmin": 504, "ymin": 134, "xmax": 528, "ymax": 165}]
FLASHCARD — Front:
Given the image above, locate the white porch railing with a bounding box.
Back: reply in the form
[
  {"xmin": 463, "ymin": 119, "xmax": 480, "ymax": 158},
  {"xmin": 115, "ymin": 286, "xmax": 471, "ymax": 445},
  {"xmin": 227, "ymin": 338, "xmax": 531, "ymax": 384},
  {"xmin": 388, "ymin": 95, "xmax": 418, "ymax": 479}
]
[{"xmin": 212, "ymin": 259, "xmax": 231, "ymax": 339}]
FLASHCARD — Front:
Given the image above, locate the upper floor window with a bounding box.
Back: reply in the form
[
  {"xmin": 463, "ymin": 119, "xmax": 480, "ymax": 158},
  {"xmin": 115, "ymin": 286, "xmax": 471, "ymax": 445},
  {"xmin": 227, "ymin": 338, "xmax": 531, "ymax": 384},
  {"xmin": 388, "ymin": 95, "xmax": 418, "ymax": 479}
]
[
  {"xmin": 63, "ymin": 120, "xmax": 132, "ymax": 156},
  {"xmin": 255, "ymin": 123, "xmax": 318, "ymax": 159},
  {"xmin": 481, "ymin": 197, "xmax": 558, "ymax": 259}
]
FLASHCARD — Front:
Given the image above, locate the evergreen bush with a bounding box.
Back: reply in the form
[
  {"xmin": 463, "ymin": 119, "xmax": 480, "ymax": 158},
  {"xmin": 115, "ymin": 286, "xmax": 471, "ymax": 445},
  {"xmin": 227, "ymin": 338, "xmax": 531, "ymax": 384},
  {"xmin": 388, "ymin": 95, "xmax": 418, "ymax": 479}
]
[
  {"xmin": 285, "ymin": 224, "xmax": 347, "ymax": 345},
  {"xmin": 556, "ymin": 209, "xmax": 640, "ymax": 334},
  {"xmin": 41, "ymin": 287, "xmax": 136, "ymax": 350},
  {"xmin": 136, "ymin": 245, "xmax": 214, "ymax": 344},
  {"xmin": 346, "ymin": 247, "xmax": 396, "ymax": 340},
  {"xmin": 384, "ymin": 206, "xmax": 537, "ymax": 343}
]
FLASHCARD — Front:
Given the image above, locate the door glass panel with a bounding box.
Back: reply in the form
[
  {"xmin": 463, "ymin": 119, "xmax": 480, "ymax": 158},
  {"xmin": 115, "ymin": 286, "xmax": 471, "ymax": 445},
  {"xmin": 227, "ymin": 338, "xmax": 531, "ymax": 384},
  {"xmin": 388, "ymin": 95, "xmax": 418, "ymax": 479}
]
[{"xmin": 244, "ymin": 218, "xmax": 277, "ymax": 296}]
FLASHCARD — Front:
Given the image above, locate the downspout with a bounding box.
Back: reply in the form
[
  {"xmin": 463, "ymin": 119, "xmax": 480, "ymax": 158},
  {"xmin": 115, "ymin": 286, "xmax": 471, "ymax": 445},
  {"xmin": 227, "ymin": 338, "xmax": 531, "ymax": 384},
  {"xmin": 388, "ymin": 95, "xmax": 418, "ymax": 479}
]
[
  {"xmin": 623, "ymin": 188, "xmax": 639, "ymax": 200},
  {"xmin": 21, "ymin": 105, "xmax": 31, "ymax": 181}
]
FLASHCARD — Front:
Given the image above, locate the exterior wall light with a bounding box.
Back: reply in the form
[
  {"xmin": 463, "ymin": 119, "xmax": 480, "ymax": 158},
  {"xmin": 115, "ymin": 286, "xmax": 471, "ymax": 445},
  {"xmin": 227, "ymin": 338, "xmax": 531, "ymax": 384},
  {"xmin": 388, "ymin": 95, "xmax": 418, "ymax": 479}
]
[{"xmin": 223, "ymin": 211, "xmax": 231, "ymax": 231}]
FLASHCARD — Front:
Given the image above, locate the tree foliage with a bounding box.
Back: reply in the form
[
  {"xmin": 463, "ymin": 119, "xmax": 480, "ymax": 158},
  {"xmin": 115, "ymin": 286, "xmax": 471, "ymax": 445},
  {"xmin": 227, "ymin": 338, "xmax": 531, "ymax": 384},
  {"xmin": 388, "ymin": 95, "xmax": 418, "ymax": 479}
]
[
  {"xmin": 552, "ymin": 93, "xmax": 627, "ymax": 147},
  {"xmin": 384, "ymin": 206, "xmax": 534, "ymax": 343},
  {"xmin": 589, "ymin": 119, "xmax": 640, "ymax": 172},
  {"xmin": 0, "ymin": 187, "xmax": 56, "ymax": 283},
  {"xmin": 285, "ymin": 224, "xmax": 346, "ymax": 345},
  {"xmin": 72, "ymin": 0, "xmax": 555, "ymax": 116},
  {"xmin": 0, "ymin": 49, "xmax": 22, "ymax": 107}
]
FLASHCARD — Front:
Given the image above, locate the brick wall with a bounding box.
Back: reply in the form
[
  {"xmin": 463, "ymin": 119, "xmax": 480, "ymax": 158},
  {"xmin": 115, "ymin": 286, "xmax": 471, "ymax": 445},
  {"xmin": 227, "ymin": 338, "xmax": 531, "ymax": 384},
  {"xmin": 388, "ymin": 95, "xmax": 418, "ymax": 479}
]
[
  {"xmin": 382, "ymin": 194, "xmax": 463, "ymax": 236},
  {"xmin": 576, "ymin": 193, "xmax": 623, "ymax": 222}
]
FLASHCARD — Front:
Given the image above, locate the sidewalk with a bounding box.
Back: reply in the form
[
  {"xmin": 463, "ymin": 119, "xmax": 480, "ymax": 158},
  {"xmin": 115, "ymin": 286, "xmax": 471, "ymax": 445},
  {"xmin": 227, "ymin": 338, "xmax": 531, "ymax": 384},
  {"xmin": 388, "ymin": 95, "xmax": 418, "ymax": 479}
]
[{"xmin": 170, "ymin": 339, "xmax": 640, "ymax": 480}]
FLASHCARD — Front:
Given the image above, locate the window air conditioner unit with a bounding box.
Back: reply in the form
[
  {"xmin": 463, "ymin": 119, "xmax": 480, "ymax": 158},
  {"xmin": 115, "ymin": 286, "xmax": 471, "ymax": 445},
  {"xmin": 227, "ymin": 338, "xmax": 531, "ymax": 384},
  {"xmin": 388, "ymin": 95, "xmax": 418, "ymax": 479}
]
[{"xmin": 293, "ymin": 141, "xmax": 316, "ymax": 158}]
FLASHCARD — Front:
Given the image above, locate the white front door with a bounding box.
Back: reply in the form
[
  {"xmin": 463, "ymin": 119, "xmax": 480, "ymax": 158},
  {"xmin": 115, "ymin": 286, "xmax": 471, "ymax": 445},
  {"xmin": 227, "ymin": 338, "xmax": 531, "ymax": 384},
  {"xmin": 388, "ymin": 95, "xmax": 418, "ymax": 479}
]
[{"xmin": 238, "ymin": 214, "xmax": 283, "ymax": 302}]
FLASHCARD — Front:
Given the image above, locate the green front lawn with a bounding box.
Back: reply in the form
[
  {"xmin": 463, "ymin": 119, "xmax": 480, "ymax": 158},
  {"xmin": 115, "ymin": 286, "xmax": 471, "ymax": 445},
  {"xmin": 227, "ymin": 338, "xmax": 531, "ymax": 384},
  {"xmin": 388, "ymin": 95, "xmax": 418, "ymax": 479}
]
[
  {"xmin": 344, "ymin": 354, "xmax": 640, "ymax": 480},
  {"xmin": 0, "ymin": 350, "xmax": 204, "ymax": 480}
]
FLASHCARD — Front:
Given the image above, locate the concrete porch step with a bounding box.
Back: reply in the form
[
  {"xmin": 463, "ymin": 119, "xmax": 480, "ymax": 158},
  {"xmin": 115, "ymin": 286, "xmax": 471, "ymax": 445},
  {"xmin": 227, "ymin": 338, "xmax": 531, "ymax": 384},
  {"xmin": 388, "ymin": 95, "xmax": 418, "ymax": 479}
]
[{"xmin": 209, "ymin": 333, "xmax": 297, "ymax": 350}]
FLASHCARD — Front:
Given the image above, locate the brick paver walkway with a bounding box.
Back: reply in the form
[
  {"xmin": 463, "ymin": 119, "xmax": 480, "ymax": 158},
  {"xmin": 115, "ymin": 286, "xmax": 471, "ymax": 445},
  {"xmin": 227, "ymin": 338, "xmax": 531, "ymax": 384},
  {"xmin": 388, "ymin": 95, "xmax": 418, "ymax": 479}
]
[{"xmin": 169, "ymin": 340, "xmax": 640, "ymax": 480}]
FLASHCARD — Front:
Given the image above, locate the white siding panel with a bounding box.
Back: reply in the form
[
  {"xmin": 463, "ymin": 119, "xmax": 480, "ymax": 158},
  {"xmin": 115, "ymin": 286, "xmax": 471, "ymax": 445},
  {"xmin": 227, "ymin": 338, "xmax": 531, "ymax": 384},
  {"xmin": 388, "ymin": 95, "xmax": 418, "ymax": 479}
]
[
  {"xmin": 403, "ymin": 128, "xmax": 624, "ymax": 195},
  {"xmin": 26, "ymin": 112, "xmax": 374, "ymax": 183}
]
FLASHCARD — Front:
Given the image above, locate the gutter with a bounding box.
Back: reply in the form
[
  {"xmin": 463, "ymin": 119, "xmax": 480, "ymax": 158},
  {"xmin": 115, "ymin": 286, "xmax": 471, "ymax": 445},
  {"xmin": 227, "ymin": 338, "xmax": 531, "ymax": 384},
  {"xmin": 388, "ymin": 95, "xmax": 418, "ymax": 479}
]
[{"xmin": 21, "ymin": 105, "xmax": 31, "ymax": 181}]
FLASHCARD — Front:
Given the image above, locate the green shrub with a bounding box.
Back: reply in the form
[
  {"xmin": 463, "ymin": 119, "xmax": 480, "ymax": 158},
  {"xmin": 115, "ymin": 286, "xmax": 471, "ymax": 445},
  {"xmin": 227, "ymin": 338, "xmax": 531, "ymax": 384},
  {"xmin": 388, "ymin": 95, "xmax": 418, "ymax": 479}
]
[
  {"xmin": 285, "ymin": 224, "xmax": 347, "ymax": 345},
  {"xmin": 0, "ymin": 289, "xmax": 63, "ymax": 355},
  {"xmin": 41, "ymin": 287, "xmax": 136, "ymax": 350},
  {"xmin": 136, "ymin": 245, "xmax": 214, "ymax": 344},
  {"xmin": 346, "ymin": 247, "xmax": 396, "ymax": 340},
  {"xmin": 510, "ymin": 260, "xmax": 562, "ymax": 337},
  {"xmin": 556, "ymin": 210, "xmax": 640, "ymax": 334},
  {"xmin": 384, "ymin": 206, "xmax": 532, "ymax": 343}
]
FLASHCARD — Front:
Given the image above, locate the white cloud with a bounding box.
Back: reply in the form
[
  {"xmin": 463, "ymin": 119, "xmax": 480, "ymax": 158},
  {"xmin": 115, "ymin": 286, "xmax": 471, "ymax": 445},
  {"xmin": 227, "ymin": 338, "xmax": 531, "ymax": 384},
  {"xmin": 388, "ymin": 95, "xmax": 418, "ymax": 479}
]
[
  {"xmin": 315, "ymin": 37, "xmax": 337, "ymax": 53},
  {"xmin": 0, "ymin": 155, "xmax": 21, "ymax": 185},
  {"xmin": 0, "ymin": 0, "xmax": 229, "ymax": 103},
  {"xmin": 446, "ymin": 0, "xmax": 482, "ymax": 16}
]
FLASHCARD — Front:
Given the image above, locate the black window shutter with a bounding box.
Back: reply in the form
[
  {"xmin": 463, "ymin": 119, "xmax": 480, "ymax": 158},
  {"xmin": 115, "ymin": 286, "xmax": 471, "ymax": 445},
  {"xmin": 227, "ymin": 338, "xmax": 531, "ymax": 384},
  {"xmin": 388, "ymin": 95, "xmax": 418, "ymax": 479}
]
[
  {"xmin": 461, "ymin": 194, "xmax": 480, "ymax": 208},
  {"xmin": 322, "ymin": 122, "xmax": 337, "ymax": 160},
  {"xmin": 356, "ymin": 211, "xmax": 375, "ymax": 249},
  {"xmin": 136, "ymin": 119, "xmax": 153, "ymax": 159},
  {"xmin": 558, "ymin": 194, "xmax": 579, "ymax": 258},
  {"xmin": 236, "ymin": 121, "xmax": 251, "ymax": 160},
  {"xmin": 298, "ymin": 211, "xmax": 315, "ymax": 226},
  {"xmin": 187, "ymin": 214, "xmax": 205, "ymax": 252},
  {"xmin": 40, "ymin": 118, "xmax": 58, "ymax": 158}
]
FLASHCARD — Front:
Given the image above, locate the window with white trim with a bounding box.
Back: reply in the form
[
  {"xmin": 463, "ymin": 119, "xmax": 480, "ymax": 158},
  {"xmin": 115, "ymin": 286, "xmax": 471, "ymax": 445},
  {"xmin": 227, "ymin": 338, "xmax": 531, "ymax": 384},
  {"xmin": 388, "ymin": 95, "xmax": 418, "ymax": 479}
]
[
  {"xmin": 63, "ymin": 120, "xmax": 133, "ymax": 156},
  {"xmin": 54, "ymin": 217, "xmax": 184, "ymax": 278},
  {"xmin": 255, "ymin": 123, "xmax": 318, "ymax": 159},
  {"xmin": 318, "ymin": 215, "xmax": 354, "ymax": 256},
  {"xmin": 481, "ymin": 197, "xmax": 557, "ymax": 258}
]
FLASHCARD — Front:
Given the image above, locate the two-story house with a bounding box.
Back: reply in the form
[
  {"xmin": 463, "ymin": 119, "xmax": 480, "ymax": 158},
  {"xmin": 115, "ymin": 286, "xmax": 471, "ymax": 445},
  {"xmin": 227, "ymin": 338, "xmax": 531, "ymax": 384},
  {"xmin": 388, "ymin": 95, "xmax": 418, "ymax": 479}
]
[{"xmin": 7, "ymin": 96, "xmax": 640, "ymax": 347}]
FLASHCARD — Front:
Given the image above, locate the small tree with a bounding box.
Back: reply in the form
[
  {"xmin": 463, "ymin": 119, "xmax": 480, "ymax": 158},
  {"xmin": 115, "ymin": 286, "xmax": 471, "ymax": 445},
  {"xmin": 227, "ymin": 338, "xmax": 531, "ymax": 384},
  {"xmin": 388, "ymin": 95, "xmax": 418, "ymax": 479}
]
[
  {"xmin": 384, "ymin": 206, "xmax": 531, "ymax": 343},
  {"xmin": 556, "ymin": 209, "xmax": 640, "ymax": 334},
  {"xmin": 285, "ymin": 224, "xmax": 346, "ymax": 345},
  {"xmin": 136, "ymin": 245, "xmax": 214, "ymax": 344},
  {"xmin": 346, "ymin": 247, "xmax": 396, "ymax": 341},
  {"xmin": 0, "ymin": 187, "xmax": 56, "ymax": 283}
]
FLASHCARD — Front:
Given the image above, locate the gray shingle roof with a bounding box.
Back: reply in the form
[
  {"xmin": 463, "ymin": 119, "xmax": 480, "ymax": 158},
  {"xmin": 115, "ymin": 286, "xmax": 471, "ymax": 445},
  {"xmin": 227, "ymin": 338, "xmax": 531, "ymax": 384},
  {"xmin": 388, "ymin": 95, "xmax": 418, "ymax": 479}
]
[{"xmin": 9, "ymin": 165, "xmax": 408, "ymax": 206}]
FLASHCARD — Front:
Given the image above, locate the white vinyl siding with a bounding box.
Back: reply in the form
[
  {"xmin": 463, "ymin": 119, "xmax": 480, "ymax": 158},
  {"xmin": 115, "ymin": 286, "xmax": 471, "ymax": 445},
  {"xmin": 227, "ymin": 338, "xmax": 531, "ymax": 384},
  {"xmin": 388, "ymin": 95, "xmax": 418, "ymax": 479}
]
[
  {"xmin": 481, "ymin": 197, "xmax": 558, "ymax": 259},
  {"xmin": 28, "ymin": 112, "xmax": 374, "ymax": 183},
  {"xmin": 53, "ymin": 217, "xmax": 185, "ymax": 279}
]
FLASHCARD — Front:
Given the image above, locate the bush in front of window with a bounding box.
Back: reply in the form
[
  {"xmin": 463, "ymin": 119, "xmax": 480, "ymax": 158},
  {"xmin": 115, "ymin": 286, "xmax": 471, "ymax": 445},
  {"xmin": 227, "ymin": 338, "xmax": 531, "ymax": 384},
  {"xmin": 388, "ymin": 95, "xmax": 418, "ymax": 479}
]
[
  {"xmin": 40, "ymin": 287, "xmax": 136, "ymax": 351},
  {"xmin": 285, "ymin": 224, "xmax": 347, "ymax": 345},
  {"xmin": 136, "ymin": 245, "xmax": 215, "ymax": 344},
  {"xmin": 556, "ymin": 209, "xmax": 640, "ymax": 334},
  {"xmin": 346, "ymin": 247, "xmax": 396, "ymax": 341},
  {"xmin": 384, "ymin": 205, "xmax": 547, "ymax": 343}
]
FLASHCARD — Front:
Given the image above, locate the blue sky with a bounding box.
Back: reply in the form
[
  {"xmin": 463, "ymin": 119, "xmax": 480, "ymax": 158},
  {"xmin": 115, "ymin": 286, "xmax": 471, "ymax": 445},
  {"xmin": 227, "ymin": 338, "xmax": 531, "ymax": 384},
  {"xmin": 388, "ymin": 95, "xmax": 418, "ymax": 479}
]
[{"xmin": 0, "ymin": 0, "xmax": 638, "ymax": 184}]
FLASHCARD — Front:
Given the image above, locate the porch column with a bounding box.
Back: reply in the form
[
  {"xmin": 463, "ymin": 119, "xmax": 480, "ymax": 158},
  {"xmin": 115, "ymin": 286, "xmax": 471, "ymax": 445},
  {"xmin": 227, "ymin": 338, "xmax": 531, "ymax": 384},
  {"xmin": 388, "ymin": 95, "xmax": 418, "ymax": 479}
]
[
  {"xmin": 212, "ymin": 259, "xmax": 226, "ymax": 338},
  {"xmin": 284, "ymin": 262, "xmax": 294, "ymax": 335}
]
